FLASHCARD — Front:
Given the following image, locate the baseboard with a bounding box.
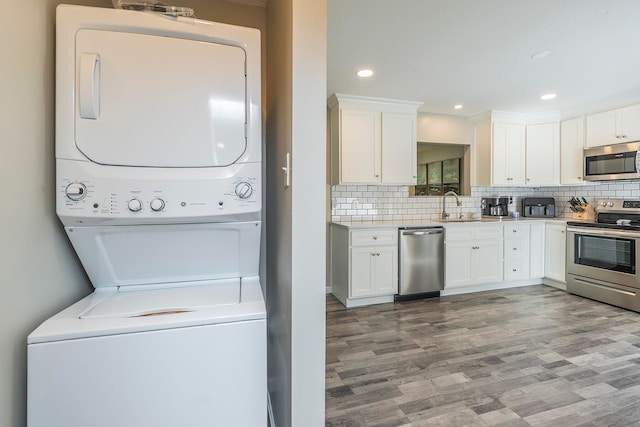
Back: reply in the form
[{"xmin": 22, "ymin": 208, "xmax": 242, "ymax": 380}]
[
  {"xmin": 542, "ymin": 278, "xmax": 567, "ymax": 291},
  {"xmin": 326, "ymin": 286, "xmax": 332, "ymax": 294}
]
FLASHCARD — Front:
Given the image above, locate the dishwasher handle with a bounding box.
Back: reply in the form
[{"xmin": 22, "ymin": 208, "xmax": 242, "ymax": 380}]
[{"xmin": 401, "ymin": 228, "xmax": 443, "ymax": 236}]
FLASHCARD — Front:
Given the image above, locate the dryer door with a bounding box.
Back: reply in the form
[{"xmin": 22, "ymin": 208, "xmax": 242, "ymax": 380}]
[{"xmin": 74, "ymin": 29, "xmax": 246, "ymax": 167}]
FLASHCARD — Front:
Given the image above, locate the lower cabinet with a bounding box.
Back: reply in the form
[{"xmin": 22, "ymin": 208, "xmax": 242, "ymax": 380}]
[
  {"xmin": 545, "ymin": 222, "xmax": 567, "ymax": 282},
  {"xmin": 445, "ymin": 224, "xmax": 503, "ymax": 288},
  {"xmin": 330, "ymin": 225, "xmax": 398, "ymax": 307}
]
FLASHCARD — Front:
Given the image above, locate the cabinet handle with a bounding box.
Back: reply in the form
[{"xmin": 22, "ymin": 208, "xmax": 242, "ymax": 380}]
[
  {"xmin": 578, "ymin": 177, "xmax": 582, "ymax": 180},
  {"xmin": 506, "ymin": 178, "xmax": 513, "ymax": 181},
  {"xmin": 512, "ymin": 230, "xmax": 517, "ymax": 233},
  {"xmin": 512, "ymin": 247, "xmax": 517, "ymax": 251},
  {"xmin": 377, "ymin": 252, "xmax": 380, "ymax": 256},
  {"xmin": 561, "ymin": 230, "xmax": 565, "ymax": 234},
  {"xmin": 375, "ymin": 174, "xmax": 379, "ymax": 178},
  {"xmin": 373, "ymin": 236, "xmax": 378, "ymax": 240},
  {"xmin": 512, "ymin": 268, "xmax": 517, "ymax": 272},
  {"xmin": 623, "ymin": 135, "xmax": 628, "ymax": 138},
  {"xmin": 527, "ymin": 178, "xmax": 530, "ymax": 181}
]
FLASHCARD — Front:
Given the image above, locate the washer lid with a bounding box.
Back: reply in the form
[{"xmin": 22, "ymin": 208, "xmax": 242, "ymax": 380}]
[{"xmin": 80, "ymin": 280, "xmax": 239, "ymax": 319}]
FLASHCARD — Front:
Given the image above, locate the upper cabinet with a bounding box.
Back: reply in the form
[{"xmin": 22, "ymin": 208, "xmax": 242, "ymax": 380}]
[
  {"xmin": 560, "ymin": 117, "xmax": 585, "ymax": 185},
  {"xmin": 328, "ymin": 94, "xmax": 422, "ymax": 185},
  {"xmin": 585, "ymin": 104, "xmax": 640, "ymax": 148},
  {"xmin": 526, "ymin": 122, "xmax": 560, "ymax": 186},
  {"xmin": 492, "ymin": 123, "xmax": 525, "ymax": 185},
  {"xmin": 474, "ymin": 111, "xmax": 560, "ymax": 187}
]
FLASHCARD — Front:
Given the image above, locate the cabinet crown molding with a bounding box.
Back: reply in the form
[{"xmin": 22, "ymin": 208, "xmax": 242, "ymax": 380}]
[
  {"xmin": 472, "ymin": 109, "xmax": 560, "ymax": 125},
  {"xmin": 328, "ymin": 93, "xmax": 423, "ymax": 112}
]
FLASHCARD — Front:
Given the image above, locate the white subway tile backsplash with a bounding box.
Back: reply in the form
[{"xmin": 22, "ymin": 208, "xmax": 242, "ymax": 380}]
[{"xmin": 329, "ymin": 181, "xmax": 640, "ymax": 222}]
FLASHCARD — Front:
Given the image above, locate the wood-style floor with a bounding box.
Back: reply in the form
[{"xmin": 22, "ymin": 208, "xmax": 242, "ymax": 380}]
[{"xmin": 326, "ymin": 285, "xmax": 640, "ymax": 426}]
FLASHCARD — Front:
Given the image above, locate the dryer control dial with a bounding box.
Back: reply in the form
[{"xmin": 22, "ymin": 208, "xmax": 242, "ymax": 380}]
[
  {"xmin": 150, "ymin": 198, "xmax": 165, "ymax": 212},
  {"xmin": 128, "ymin": 198, "xmax": 143, "ymax": 212},
  {"xmin": 235, "ymin": 182, "xmax": 254, "ymax": 200},
  {"xmin": 65, "ymin": 182, "xmax": 87, "ymax": 201}
]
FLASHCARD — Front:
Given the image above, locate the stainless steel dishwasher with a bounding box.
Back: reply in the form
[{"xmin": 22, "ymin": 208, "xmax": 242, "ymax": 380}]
[{"xmin": 396, "ymin": 226, "xmax": 444, "ymax": 301}]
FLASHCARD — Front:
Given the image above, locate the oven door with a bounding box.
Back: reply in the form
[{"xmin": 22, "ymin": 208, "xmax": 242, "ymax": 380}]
[{"xmin": 567, "ymin": 226, "xmax": 639, "ymax": 288}]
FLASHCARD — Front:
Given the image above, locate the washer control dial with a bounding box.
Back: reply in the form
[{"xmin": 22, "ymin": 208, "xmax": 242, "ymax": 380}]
[
  {"xmin": 65, "ymin": 182, "xmax": 87, "ymax": 201},
  {"xmin": 150, "ymin": 198, "xmax": 165, "ymax": 212},
  {"xmin": 128, "ymin": 198, "xmax": 143, "ymax": 212},
  {"xmin": 235, "ymin": 182, "xmax": 254, "ymax": 200}
]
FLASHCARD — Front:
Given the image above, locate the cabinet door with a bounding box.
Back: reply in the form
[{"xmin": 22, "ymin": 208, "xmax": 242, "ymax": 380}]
[
  {"xmin": 585, "ymin": 109, "xmax": 621, "ymax": 147},
  {"xmin": 474, "ymin": 240, "xmax": 503, "ymax": 283},
  {"xmin": 526, "ymin": 122, "xmax": 559, "ymax": 186},
  {"xmin": 350, "ymin": 246, "xmax": 375, "ymax": 298},
  {"xmin": 445, "ymin": 241, "xmax": 474, "ymax": 288},
  {"xmin": 529, "ymin": 223, "xmax": 545, "ymax": 278},
  {"xmin": 544, "ymin": 224, "xmax": 566, "ymax": 282},
  {"xmin": 622, "ymin": 104, "xmax": 640, "ymax": 142},
  {"xmin": 492, "ymin": 123, "xmax": 525, "ymax": 185},
  {"xmin": 373, "ymin": 245, "xmax": 398, "ymax": 295},
  {"xmin": 381, "ymin": 112, "xmax": 417, "ymax": 184},
  {"xmin": 340, "ymin": 109, "xmax": 381, "ymax": 183},
  {"xmin": 560, "ymin": 118, "xmax": 585, "ymax": 185}
]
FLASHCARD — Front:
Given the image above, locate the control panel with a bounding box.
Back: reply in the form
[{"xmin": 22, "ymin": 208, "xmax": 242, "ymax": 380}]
[{"xmin": 57, "ymin": 159, "xmax": 261, "ymax": 225}]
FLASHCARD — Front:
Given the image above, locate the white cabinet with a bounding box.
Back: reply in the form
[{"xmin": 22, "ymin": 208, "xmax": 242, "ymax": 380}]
[
  {"xmin": 445, "ymin": 224, "xmax": 503, "ymax": 288},
  {"xmin": 328, "ymin": 94, "xmax": 422, "ymax": 185},
  {"xmin": 560, "ymin": 117, "xmax": 585, "ymax": 184},
  {"xmin": 529, "ymin": 222, "xmax": 545, "ymax": 278},
  {"xmin": 503, "ymin": 222, "xmax": 544, "ymax": 280},
  {"xmin": 330, "ymin": 225, "xmax": 398, "ymax": 307},
  {"xmin": 544, "ymin": 223, "xmax": 566, "ymax": 283},
  {"xmin": 474, "ymin": 111, "xmax": 560, "ymax": 187},
  {"xmin": 526, "ymin": 122, "xmax": 560, "ymax": 186},
  {"xmin": 503, "ymin": 223, "xmax": 530, "ymax": 280},
  {"xmin": 492, "ymin": 123, "xmax": 525, "ymax": 185},
  {"xmin": 586, "ymin": 104, "xmax": 640, "ymax": 148}
]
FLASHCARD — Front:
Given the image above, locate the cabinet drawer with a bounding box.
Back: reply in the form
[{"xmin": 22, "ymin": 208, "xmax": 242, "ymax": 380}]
[
  {"xmin": 504, "ymin": 239, "xmax": 525, "ymax": 259},
  {"xmin": 350, "ymin": 229, "xmax": 397, "ymax": 246},
  {"xmin": 504, "ymin": 260, "xmax": 528, "ymax": 280},
  {"xmin": 475, "ymin": 225, "xmax": 503, "ymax": 240},
  {"xmin": 445, "ymin": 227, "xmax": 475, "ymax": 241},
  {"xmin": 504, "ymin": 224, "xmax": 529, "ymax": 238}
]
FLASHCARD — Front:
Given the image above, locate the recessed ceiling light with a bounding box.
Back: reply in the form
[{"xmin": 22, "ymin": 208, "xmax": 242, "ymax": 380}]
[
  {"xmin": 454, "ymin": 104, "xmax": 463, "ymax": 110},
  {"xmin": 356, "ymin": 68, "xmax": 374, "ymax": 78},
  {"xmin": 540, "ymin": 93, "xmax": 557, "ymax": 100},
  {"xmin": 531, "ymin": 49, "xmax": 551, "ymax": 61}
]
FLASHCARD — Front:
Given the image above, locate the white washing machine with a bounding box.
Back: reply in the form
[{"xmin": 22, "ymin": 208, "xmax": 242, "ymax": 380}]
[{"xmin": 27, "ymin": 5, "xmax": 265, "ymax": 426}]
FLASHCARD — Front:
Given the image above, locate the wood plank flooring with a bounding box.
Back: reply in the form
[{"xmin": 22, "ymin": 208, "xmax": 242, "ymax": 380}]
[{"xmin": 326, "ymin": 285, "xmax": 640, "ymax": 426}]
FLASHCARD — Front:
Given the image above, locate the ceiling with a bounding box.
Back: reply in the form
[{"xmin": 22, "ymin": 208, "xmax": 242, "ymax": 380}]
[{"xmin": 327, "ymin": 0, "xmax": 640, "ymax": 118}]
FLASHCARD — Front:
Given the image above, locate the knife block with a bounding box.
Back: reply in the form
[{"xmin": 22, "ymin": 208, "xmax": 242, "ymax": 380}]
[{"xmin": 572, "ymin": 204, "xmax": 596, "ymax": 220}]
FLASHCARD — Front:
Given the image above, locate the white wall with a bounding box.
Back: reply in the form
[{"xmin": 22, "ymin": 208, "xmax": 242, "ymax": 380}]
[
  {"xmin": 0, "ymin": 2, "xmax": 266, "ymax": 427},
  {"xmin": 0, "ymin": 3, "xmax": 110, "ymax": 426},
  {"xmin": 266, "ymin": 0, "xmax": 326, "ymax": 425}
]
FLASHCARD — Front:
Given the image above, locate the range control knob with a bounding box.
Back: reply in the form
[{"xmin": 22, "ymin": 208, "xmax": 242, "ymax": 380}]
[
  {"xmin": 235, "ymin": 182, "xmax": 254, "ymax": 200},
  {"xmin": 128, "ymin": 198, "xmax": 143, "ymax": 212},
  {"xmin": 65, "ymin": 182, "xmax": 87, "ymax": 201},
  {"xmin": 607, "ymin": 201, "xmax": 614, "ymax": 207},
  {"xmin": 150, "ymin": 198, "xmax": 165, "ymax": 212}
]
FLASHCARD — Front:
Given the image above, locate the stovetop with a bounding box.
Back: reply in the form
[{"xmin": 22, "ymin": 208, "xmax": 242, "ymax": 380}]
[{"xmin": 567, "ymin": 198, "xmax": 640, "ymax": 232}]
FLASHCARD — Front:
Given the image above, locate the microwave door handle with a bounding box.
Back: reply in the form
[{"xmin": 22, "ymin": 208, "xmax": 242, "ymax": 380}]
[{"xmin": 636, "ymin": 150, "xmax": 640, "ymax": 174}]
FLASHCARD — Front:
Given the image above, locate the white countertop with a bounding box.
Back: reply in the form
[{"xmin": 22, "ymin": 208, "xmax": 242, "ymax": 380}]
[{"xmin": 331, "ymin": 217, "xmax": 569, "ymax": 229}]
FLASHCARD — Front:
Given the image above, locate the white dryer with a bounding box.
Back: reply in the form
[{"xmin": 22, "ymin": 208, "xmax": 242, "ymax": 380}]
[{"xmin": 27, "ymin": 5, "xmax": 265, "ymax": 427}]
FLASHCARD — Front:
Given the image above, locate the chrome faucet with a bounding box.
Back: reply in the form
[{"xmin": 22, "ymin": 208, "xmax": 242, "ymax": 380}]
[{"xmin": 441, "ymin": 191, "xmax": 462, "ymax": 219}]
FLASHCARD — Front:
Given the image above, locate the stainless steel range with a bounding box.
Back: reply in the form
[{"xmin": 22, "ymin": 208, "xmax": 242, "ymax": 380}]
[{"xmin": 566, "ymin": 198, "xmax": 640, "ymax": 312}]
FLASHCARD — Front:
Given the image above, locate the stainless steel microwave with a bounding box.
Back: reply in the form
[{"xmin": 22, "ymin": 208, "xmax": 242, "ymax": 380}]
[{"xmin": 584, "ymin": 141, "xmax": 640, "ymax": 181}]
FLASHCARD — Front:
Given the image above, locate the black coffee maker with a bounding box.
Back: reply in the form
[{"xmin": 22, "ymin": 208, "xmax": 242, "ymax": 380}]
[{"xmin": 481, "ymin": 196, "xmax": 511, "ymax": 217}]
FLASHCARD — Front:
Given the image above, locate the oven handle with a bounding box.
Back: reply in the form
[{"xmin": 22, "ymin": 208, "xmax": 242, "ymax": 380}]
[{"xmin": 566, "ymin": 226, "xmax": 639, "ymax": 239}]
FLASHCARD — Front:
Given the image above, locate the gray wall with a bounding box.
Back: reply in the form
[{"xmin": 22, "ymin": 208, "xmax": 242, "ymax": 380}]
[
  {"xmin": 266, "ymin": 0, "xmax": 327, "ymax": 425},
  {"xmin": 0, "ymin": 1, "xmax": 266, "ymax": 426}
]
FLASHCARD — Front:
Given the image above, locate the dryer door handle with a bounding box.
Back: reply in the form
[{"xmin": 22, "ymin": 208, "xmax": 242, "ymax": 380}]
[{"xmin": 79, "ymin": 53, "xmax": 100, "ymax": 119}]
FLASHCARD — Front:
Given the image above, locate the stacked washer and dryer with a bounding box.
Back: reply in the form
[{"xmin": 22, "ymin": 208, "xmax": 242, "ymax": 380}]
[{"xmin": 28, "ymin": 5, "xmax": 266, "ymax": 426}]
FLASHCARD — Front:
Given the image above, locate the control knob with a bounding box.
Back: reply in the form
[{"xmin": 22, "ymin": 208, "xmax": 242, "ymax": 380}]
[
  {"xmin": 235, "ymin": 182, "xmax": 254, "ymax": 200},
  {"xmin": 607, "ymin": 201, "xmax": 614, "ymax": 207},
  {"xmin": 128, "ymin": 198, "xmax": 143, "ymax": 212},
  {"xmin": 65, "ymin": 182, "xmax": 87, "ymax": 201},
  {"xmin": 150, "ymin": 198, "xmax": 165, "ymax": 212}
]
